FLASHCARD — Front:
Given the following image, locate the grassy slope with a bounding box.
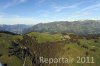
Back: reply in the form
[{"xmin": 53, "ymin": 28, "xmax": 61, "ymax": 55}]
[
  {"xmin": 0, "ymin": 33, "xmax": 23, "ymax": 66},
  {"xmin": 0, "ymin": 32, "xmax": 100, "ymax": 66},
  {"xmin": 28, "ymin": 32, "xmax": 100, "ymax": 66},
  {"xmin": 27, "ymin": 32, "xmax": 62, "ymax": 43}
]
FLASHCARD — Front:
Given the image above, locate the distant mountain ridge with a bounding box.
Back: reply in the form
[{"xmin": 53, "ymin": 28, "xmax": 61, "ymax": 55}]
[
  {"xmin": 25, "ymin": 20, "xmax": 100, "ymax": 35},
  {"xmin": 1, "ymin": 20, "xmax": 100, "ymax": 35},
  {"xmin": 0, "ymin": 24, "xmax": 32, "ymax": 34}
]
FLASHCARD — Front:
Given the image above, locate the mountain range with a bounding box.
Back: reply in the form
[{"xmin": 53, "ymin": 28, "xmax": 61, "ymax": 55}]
[
  {"xmin": 0, "ymin": 24, "xmax": 32, "ymax": 34},
  {"xmin": 0, "ymin": 20, "xmax": 100, "ymax": 35},
  {"xmin": 25, "ymin": 20, "xmax": 100, "ymax": 35}
]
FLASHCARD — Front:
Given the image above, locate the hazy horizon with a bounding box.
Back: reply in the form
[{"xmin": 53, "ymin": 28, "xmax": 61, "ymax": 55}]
[
  {"xmin": 0, "ymin": 19, "xmax": 100, "ymax": 25},
  {"xmin": 0, "ymin": 0, "xmax": 100, "ymax": 24}
]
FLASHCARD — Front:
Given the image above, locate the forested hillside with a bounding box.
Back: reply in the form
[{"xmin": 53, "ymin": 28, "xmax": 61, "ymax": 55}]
[{"xmin": 25, "ymin": 20, "xmax": 100, "ymax": 35}]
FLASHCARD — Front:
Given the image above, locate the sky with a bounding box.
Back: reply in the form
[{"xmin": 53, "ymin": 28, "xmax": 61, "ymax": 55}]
[{"xmin": 0, "ymin": 0, "xmax": 100, "ymax": 24}]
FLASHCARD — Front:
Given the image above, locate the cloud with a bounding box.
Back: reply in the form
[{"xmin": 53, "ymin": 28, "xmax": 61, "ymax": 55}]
[
  {"xmin": 54, "ymin": 6, "xmax": 67, "ymax": 12},
  {"xmin": 66, "ymin": 3, "xmax": 100, "ymax": 20},
  {"xmin": 75, "ymin": 3, "xmax": 100, "ymax": 16},
  {"xmin": 19, "ymin": 0, "xmax": 27, "ymax": 3},
  {"xmin": 38, "ymin": 0, "xmax": 47, "ymax": 4},
  {"xmin": 80, "ymin": 3, "xmax": 100, "ymax": 12},
  {"xmin": 0, "ymin": 12, "xmax": 7, "ymax": 18},
  {"xmin": 3, "ymin": 0, "xmax": 27, "ymax": 9},
  {"xmin": 0, "ymin": 11, "xmax": 21, "ymax": 18},
  {"xmin": 0, "ymin": 0, "xmax": 28, "ymax": 19},
  {"xmin": 53, "ymin": 2, "xmax": 82, "ymax": 12}
]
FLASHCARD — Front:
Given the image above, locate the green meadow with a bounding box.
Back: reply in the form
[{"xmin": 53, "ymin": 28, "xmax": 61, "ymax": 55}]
[{"xmin": 0, "ymin": 32, "xmax": 100, "ymax": 66}]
